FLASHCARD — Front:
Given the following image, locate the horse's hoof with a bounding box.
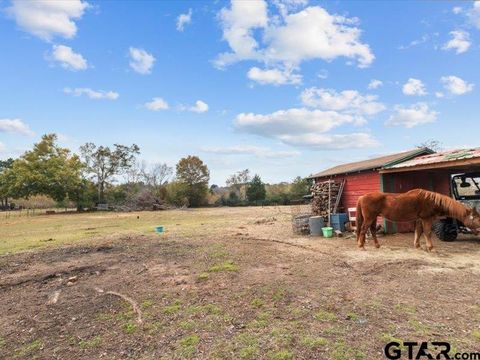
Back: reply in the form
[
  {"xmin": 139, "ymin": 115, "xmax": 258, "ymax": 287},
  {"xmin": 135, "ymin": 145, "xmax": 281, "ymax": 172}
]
[
  {"xmin": 358, "ymin": 246, "xmax": 366, "ymax": 251},
  {"xmin": 426, "ymin": 246, "xmax": 433, "ymax": 252},
  {"xmin": 374, "ymin": 243, "xmax": 381, "ymax": 249}
]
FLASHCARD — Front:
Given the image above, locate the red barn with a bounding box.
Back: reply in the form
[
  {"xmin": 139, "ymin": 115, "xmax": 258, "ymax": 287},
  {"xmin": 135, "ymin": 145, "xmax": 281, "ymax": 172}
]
[
  {"xmin": 309, "ymin": 147, "xmax": 480, "ymax": 233},
  {"xmin": 308, "ymin": 148, "xmax": 433, "ymax": 231},
  {"xmin": 380, "ymin": 148, "xmax": 480, "ymax": 232}
]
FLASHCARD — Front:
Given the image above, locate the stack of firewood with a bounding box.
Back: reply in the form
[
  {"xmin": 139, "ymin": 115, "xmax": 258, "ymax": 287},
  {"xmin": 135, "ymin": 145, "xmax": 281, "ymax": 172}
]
[{"xmin": 311, "ymin": 180, "xmax": 341, "ymax": 220}]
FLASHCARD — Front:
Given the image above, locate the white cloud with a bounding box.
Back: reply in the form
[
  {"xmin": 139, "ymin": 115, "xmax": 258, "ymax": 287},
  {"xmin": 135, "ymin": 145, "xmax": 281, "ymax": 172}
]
[
  {"xmin": 442, "ymin": 30, "xmax": 471, "ymax": 54},
  {"xmin": 467, "ymin": 2, "xmax": 480, "ymax": 29},
  {"xmin": 301, "ymin": 88, "xmax": 385, "ymax": 115},
  {"xmin": 176, "ymin": 9, "xmax": 192, "ymax": 31},
  {"xmin": 440, "ymin": 75, "xmax": 474, "ymax": 95},
  {"xmin": 216, "ymin": 1, "xmax": 374, "ymax": 71},
  {"xmin": 186, "ymin": 100, "xmax": 209, "ymax": 113},
  {"xmin": 144, "ymin": 97, "xmax": 169, "ymax": 111},
  {"xmin": 0, "ymin": 142, "xmax": 6, "ymax": 153},
  {"xmin": 278, "ymin": 133, "xmax": 379, "ymax": 149},
  {"xmin": 0, "ymin": 118, "xmax": 34, "ymax": 136},
  {"xmin": 233, "ymin": 107, "xmax": 377, "ymax": 149},
  {"xmin": 217, "ymin": 0, "xmax": 268, "ymax": 65},
  {"xmin": 386, "ymin": 103, "xmax": 437, "ymax": 128},
  {"xmin": 129, "ymin": 47, "xmax": 155, "ymax": 74},
  {"xmin": 201, "ymin": 145, "xmax": 300, "ymax": 158},
  {"xmin": 247, "ymin": 66, "xmax": 302, "ymax": 85},
  {"xmin": 6, "ymin": 0, "xmax": 89, "ymax": 41},
  {"xmin": 235, "ymin": 108, "xmax": 360, "ymax": 137},
  {"xmin": 368, "ymin": 79, "xmax": 383, "ymax": 89},
  {"xmin": 317, "ymin": 69, "xmax": 328, "ymax": 79},
  {"xmin": 64, "ymin": 87, "xmax": 119, "ymax": 100},
  {"xmin": 402, "ymin": 78, "xmax": 427, "ymax": 96},
  {"xmin": 398, "ymin": 34, "xmax": 430, "ymax": 50},
  {"xmin": 49, "ymin": 44, "xmax": 88, "ymax": 71},
  {"xmin": 265, "ymin": 6, "xmax": 374, "ymax": 68},
  {"xmin": 453, "ymin": 6, "xmax": 463, "ymax": 15},
  {"xmin": 435, "ymin": 92, "xmax": 444, "ymax": 98}
]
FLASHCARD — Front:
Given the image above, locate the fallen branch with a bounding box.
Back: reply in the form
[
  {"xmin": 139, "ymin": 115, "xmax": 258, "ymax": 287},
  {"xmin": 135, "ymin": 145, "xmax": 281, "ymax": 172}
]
[{"xmin": 94, "ymin": 287, "xmax": 143, "ymax": 324}]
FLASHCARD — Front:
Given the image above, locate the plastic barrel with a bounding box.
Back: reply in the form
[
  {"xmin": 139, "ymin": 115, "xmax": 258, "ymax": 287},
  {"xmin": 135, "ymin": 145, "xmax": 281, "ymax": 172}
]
[
  {"xmin": 322, "ymin": 227, "xmax": 333, "ymax": 238},
  {"xmin": 309, "ymin": 216, "xmax": 324, "ymax": 236},
  {"xmin": 155, "ymin": 226, "xmax": 164, "ymax": 234}
]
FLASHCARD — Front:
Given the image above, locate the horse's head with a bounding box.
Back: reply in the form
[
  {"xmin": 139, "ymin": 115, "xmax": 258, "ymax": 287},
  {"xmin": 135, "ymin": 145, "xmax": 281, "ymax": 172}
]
[{"xmin": 464, "ymin": 207, "xmax": 480, "ymax": 234}]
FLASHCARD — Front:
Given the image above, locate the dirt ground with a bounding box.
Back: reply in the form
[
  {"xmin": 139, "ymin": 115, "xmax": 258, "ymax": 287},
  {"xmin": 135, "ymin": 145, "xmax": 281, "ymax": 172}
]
[{"xmin": 1, "ymin": 206, "xmax": 480, "ymax": 359}]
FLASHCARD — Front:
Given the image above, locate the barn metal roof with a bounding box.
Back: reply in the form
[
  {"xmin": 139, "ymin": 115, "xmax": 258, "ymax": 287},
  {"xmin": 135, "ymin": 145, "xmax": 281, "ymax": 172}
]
[
  {"xmin": 308, "ymin": 148, "xmax": 433, "ymax": 179},
  {"xmin": 382, "ymin": 147, "xmax": 480, "ymax": 171}
]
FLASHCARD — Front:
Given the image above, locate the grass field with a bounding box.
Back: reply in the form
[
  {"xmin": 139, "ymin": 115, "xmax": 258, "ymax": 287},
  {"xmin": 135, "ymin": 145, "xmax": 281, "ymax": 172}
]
[
  {"xmin": 0, "ymin": 207, "xmax": 269, "ymax": 255},
  {"xmin": 1, "ymin": 207, "xmax": 480, "ymax": 359}
]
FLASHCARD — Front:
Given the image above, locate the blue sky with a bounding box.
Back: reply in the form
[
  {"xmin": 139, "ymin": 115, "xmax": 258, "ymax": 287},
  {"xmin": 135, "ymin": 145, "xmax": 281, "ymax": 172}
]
[{"xmin": 1, "ymin": 0, "xmax": 480, "ymax": 185}]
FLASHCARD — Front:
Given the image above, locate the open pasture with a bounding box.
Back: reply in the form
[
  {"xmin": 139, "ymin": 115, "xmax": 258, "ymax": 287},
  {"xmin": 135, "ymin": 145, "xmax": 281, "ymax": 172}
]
[{"xmin": 1, "ymin": 207, "xmax": 480, "ymax": 359}]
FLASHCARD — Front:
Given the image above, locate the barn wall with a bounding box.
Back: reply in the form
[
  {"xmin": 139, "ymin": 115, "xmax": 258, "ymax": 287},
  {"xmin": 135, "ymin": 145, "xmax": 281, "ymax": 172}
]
[
  {"xmin": 383, "ymin": 170, "xmax": 452, "ymax": 232},
  {"xmin": 340, "ymin": 171, "xmax": 382, "ymax": 210},
  {"xmin": 315, "ymin": 171, "xmax": 382, "ymax": 222}
]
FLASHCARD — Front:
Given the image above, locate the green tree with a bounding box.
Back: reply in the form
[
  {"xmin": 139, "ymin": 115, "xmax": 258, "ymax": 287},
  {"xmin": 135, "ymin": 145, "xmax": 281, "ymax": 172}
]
[
  {"xmin": 0, "ymin": 158, "xmax": 14, "ymax": 208},
  {"xmin": 80, "ymin": 142, "xmax": 140, "ymax": 202},
  {"xmin": 290, "ymin": 176, "xmax": 312, "ymax": 199},
  {"xmin": 175, "ymin": 155, "xmax": 210, "ymax": 207},
  {"xmin": 246, "ymin": 174, "xmax": 266, "ymax": 203},
  {"xmin": 6, "ymin": 134, "xmax": 84, "ymax": 203},
  {"xmin": 165, "ymin": 181, "xmax": 189, "ymax": 207}
]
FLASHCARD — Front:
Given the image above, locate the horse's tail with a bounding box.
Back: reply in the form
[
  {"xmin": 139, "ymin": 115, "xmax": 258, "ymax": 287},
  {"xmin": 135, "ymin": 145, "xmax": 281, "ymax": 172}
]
[{"xmin": 356, "ymin": 197, "xmax": 363, "ymax": 237}]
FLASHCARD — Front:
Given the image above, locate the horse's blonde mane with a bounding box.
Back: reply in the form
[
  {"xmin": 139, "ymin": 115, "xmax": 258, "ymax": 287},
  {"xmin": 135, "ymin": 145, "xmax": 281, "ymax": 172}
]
[{"xmin": 418, "ymin": 189, "xmax": 468, "ymax": 220}]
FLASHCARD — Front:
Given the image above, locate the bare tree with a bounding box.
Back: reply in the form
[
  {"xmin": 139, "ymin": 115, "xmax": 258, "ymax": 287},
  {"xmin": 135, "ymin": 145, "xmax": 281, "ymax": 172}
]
[
  {"xmin": 416, "ymin": 139, "xmax": 443, "ymax": 152},
  {"xmin": 226, "ymin": 169, "xmax": 250, "ymax": 200},
  {"xmin": 143, "ymin": 163, "xmax": 173, "ymax": 188},
  {"xmin": 125, "ymin": 160, "xmax": 148, "ymax": 184}
]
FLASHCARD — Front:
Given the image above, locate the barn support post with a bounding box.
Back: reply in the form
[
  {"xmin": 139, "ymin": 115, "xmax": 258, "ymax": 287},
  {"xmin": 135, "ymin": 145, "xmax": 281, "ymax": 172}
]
[{"xmin": 380, "ymin": 173, "xmax": 397, "ymax": 234}]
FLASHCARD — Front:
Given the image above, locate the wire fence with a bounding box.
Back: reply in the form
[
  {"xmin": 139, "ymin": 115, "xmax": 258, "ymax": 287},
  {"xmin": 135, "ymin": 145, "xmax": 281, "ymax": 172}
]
[{"xmin": 0, "ymin": 208, "xmax": 77, "ymax": 219}]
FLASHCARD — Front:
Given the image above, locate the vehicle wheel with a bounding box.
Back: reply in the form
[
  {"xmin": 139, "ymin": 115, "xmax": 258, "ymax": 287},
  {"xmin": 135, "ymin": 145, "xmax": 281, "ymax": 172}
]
[{"xmin": 433, "ymin": 220, "xmax": 458, "ymax": 242}]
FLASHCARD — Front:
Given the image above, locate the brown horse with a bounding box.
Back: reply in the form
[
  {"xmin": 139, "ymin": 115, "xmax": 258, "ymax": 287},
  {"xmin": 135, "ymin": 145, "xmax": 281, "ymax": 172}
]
[{"xmin": 356, "ymin": 189, "xmax": 480, "ymax": 250}]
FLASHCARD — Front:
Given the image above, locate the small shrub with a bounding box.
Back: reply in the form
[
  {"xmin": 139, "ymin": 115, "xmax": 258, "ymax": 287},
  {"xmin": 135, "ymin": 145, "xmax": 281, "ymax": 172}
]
[
  {"xmin": 79, "ymin": 336, "xmax": 102, "ymax": 349},
  {"xmin": 208, "ymin": 260, "xmax": 238, "ymax": 272},
  {"xmin": 123, "ymin": 321, "xmax": 138, "ymax": 334},
  {"xmin": 266, "ymin": 349, "xmax": 294, "ymax": 360},
  {"xmin": 197, "ymin": 272, "xmax": 209, "ymax": 281},
  {"xmin": 163, "ymin": 300, "xmax": 182, "ymax": 315},
  {"xmin": 178, "ymin": 335, "xmax": 200, "ymax": 356},
  {"xmin": 301, "ymin": 336, "xmax": 328, "ymax": 348},
  {"xmin": 251, "ymin": 298, "xmax": 264, "ymax": 308},
  {"xmin": 314, "ymin": 310, "xmax": 337, "ymax": 321}
]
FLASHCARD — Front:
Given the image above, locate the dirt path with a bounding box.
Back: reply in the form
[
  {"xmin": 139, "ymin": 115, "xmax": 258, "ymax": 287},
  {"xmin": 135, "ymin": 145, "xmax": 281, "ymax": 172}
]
[{"xmin": 1, "ymin": 209, "xmax": 480, "ymax": 359}]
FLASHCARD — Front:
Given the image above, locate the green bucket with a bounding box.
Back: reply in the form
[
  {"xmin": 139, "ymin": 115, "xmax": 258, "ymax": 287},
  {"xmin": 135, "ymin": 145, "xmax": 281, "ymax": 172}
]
[{"xmin": 322, "ymin": 227, "xmax": 333, "ymax": 238}]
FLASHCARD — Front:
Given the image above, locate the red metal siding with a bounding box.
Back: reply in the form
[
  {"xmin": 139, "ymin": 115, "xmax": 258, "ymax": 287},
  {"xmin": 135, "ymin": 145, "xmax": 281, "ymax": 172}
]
[
  {"xmin": 391, "ymin": 170, "xmax": 452, "ymax": 232},
  {"xmin": 315, "ymin": 170, "xmax": 381, "ymax": 217},
  {"xmin": 340, "ymin": 172, "xmax": 382, "ymax": 210}
]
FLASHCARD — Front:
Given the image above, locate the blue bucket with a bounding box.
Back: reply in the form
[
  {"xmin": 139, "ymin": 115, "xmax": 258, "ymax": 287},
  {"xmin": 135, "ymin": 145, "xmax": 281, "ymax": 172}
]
[{"xmin": 155, "ymin": 226, "xmax": 164, "ymax": 234}]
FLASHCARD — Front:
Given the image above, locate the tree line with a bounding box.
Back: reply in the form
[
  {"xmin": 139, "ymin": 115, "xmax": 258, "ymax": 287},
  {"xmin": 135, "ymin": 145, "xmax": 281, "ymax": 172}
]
[{"xmin": 0, "ymin": 134, "xmax": 311, "ymax": 211}]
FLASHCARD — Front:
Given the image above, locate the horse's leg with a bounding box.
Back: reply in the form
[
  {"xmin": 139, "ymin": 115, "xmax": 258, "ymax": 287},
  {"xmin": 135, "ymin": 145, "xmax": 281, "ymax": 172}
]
[
  {"xmin": 413, "ymin": 220, "xmax": 423, "ymax": 249},
  {"xmin": 357, "ymin": 223, "xmax": 368, "ymax": 249},
  {"xmin": 370, "ymin": 219, "xmax": 380, "ymax": 248},
  {"xmin": 421, "ymin": 218, "xmax": 434, "ymax": 251},
  {"xmin": 358, "ymin": 217, "xmax": 375, "ymax": 250}
]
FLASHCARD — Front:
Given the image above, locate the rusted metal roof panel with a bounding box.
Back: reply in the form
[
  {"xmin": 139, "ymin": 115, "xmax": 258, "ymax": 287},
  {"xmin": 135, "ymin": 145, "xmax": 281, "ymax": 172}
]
[{"xmin": 384, "ymin": 148, "xmax": 480, "ymax": 169}]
